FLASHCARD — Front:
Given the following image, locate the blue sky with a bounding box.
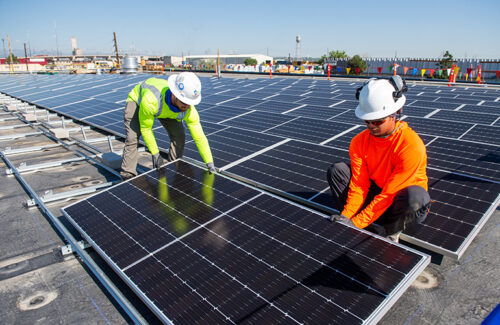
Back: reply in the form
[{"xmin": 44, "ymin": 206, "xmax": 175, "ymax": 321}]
[{"xmin": 1, "ymin": 0, "xmax": 498, "ymax": 59}]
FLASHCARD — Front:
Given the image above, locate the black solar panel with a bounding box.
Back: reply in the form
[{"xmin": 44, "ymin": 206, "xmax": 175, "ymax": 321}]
[
  {"xmin": 250, "ymin": 100, "xmax": 301, "ymax": 113},
  {"xmin": 62, "ymin": 161, "xmax": 429, "ymax": 325},
  {"xmin": 218, "ymin": 97, "xmax": 263, "ymax": 109},
  {"xmin": 183, "ymin": 127, "xmax": 286, "ymax": 167},
  {"xmin": 264, "ymin": 117, "xmax": 356, "ymax": 144},
  {"xmin": 220, "ymin": 110, "xmax": 296, "ymax": 132},
  {"xmin": 404, "ymin": 117, "xmax": 474, "ymax": 138},
  {"xmin": 408, "ymin": 100, "xmax": 460, "ymax": 110},
  {"xmin": 460, "ymin": 124, "xmax": 500, "ymax": 146},
  {"xmin": 198, "ymin": 105, "xmax": 251, "ymax": 124},
  {"xmin": 431, "ymin": 110, "xmax": 498, "ymax": 125},
  {"xmin": 426, "ymin": 137, "xmax": 500, "ymax": 181},
  {"xmin": 459, "ymin": 104, "xmax": 500, "ymax": 115},
  {"xmin": 284, "ymin": 104, "xmax": 348, "ymax": 120}
]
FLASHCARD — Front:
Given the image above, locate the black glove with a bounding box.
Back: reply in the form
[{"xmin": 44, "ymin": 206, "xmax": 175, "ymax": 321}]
[
  {"xmin": 330, "ymin": 214, "xmax": 354, "ymax": 226},
  {"xmin": 152, "ymin": 153, "xmax": 164, "ymax": 170},
  {"xmin": 206, "ymin": 162, "xmax": 217, "ymax": 174}
]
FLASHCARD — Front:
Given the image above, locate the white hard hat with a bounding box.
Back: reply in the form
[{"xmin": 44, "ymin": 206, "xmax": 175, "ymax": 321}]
[
  {"xmin": 168, "ymin": 72, "xmax": 202, "ymax": 105},
  {"xmin": 354, "ymin": 78, "xmax": 406, "ymax": 120}
]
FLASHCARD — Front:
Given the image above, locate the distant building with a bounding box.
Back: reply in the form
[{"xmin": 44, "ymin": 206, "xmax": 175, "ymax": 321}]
[
  {"xmin": 71, "ymin": 37, "xmax": 82, "ymax": 56},
  {"xmin": 164, "ymin": 54, "xmax": 272, "ymax": 66}
]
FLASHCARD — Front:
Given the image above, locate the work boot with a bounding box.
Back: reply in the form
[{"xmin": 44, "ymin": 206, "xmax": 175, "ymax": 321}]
[
  {"xmin": 120, "ymin": 171, "xmax": 136, "ymax": 181},
  {"xmin": 387, "ymin": 231, "xmax": 402, "ymax": 243}
]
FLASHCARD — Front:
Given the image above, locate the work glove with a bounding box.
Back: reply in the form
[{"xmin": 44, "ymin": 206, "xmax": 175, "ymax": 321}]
[
  {"xmin": 152, "ymin": 153, "xmax": 164, "ymax": 170},
  {"xmin": 206, "ymin": 162, "xmax": 217, "ymax": 174},
  {"xmin": 330, "ymin": 214, "xmax": 354, "ymax": 226}
]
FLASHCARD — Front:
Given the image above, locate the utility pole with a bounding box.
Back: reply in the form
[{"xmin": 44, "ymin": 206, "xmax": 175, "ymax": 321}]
[
  {"xmin": 7, "ymin": 35, "xmax": 14, "ymax": 74},
  {"xmin": 113, "ymin": 32, "xmax": 120, "ymax": 69},
  {"xmin": 1, "ymin": 38, "xmax": 6, "ymax": 59},
  {"xmin": 24, "ymin": 43, "xmax": 29, "ymax": 72}
]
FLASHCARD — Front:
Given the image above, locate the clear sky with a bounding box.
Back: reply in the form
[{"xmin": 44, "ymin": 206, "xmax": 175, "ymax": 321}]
[{"xmin": 0, "ymin": 0, "xmax": 498, "ymax": 59}]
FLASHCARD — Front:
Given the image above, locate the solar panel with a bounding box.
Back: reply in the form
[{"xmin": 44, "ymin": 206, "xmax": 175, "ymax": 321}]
[
  {"xmin": 198, "ymin": 105, "xmax": 251, "ymax": 124},
  {"xmin": 284, "ymin": 104, "xmax": 348, "ymax": 120},
  {"xmin": 459, "ymin": 104, "xmax": 500, "ymax": 115},
  {"xmin": 431, "ymin": 110, "xmax": 498, "ymax": 125},
  {"xmin": 404, "ymin": 117, "xmax": 474, "ymax": 138},
  {"xmin": 249, "ymin": 100, "xmax": 301, "ymax": 113},
  {"xmin": 264, "ymin": 117, "xmax": 357, "ymax": 144},
  {"xmin": 408, "ymin": 100, "xmax": 460, "ymax": 110},
  {"xmin": 62, "ymin": 160, "xmax": 429, "ymax": 324},
  {"xmin": 218, "ymin": 97, "xmax": 264, "ymax": 109},
  {"xmin": 220, "ymin": 110, "xmax": 296, "ymax": 132},
  {"xmin": 182, "ymin": 127, "xmax": 286, "ymax": 167},
  {"xmin": 295, "ymin": 96, "xmax": 344, "ymax": 107},
  {"xmin": 460, "ymin": 124, "xmax": 500, "ymax": 146},
  {"xmin": 426, "ymin": 137, "xmax": 500, "ymax": 182}
]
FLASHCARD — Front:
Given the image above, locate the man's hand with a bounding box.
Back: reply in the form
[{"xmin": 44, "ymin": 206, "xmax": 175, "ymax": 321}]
[
  {"xmin": 152, "ymin": 153, "xmax": 164, "ymax": 170},
  {"xmin": 330, "ymin": 214, "xmax": 354, "ymax": 226},
  {"xmin": 206, "ymin": 163, "xmax": 217, "ymax": 174}
]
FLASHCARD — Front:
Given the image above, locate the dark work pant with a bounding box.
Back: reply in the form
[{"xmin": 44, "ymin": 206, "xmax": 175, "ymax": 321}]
[
  {"xmin": 326, "ymin": 162, "xmax": 431, "ymax": 235},
  {"xmin": 121, "ymin": 101, "xmax": 186, "ymax": 176}
]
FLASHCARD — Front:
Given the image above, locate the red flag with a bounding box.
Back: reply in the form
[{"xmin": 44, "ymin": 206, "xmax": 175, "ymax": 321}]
[
  {"xmin": 355, "ymin": 68, "xmax": 360, "ymax": 75},
  {"xmin": 496, "ymin": 71, "xmax": 500, "ymax": 79},
  {"xmin": 377, "ymin": 67, "xmax": 382, "ymax": 74},
  {"xmin": 404, "ymin": 66, "xmax": 409, "ymax": 75},
  {"xmin": 430, "ymin": 69, "xmax": 435, "ymax": 77}
]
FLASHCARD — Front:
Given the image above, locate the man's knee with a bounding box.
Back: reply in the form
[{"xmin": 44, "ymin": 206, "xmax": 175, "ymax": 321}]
[
  {"xmin": 327, "ymin": 162, "xmax": 350, "ymax": 182},
  {"xmin": 394, "ymin": 185, "xmax": 431, "ymax": 225}
]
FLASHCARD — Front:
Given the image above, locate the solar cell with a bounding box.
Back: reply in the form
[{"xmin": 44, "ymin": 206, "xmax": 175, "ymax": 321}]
[
  {"xmin": 295, "ymin": 96, "xmax": 344, "ymax": 107},
  {"xmin": 62, "ymin": 161, "xmax": 429, "ymax": 324},
  {"xmin": 216, "ymin": 97, "xmax": 263, "ymax": 109},
  {"xmin": 408, "ymin": 100, "xmax": 460, "ymax": 110},
  {"xmin": 459, "ymin": 104, "xmax": 500, "ymax": 115}
]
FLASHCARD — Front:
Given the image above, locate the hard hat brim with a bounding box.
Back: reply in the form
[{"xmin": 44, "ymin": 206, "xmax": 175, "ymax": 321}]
[
  {"xmin": 355, "ymin": 95, "xmax": 406, "ymax": 120},
  {"xmin": 168, "ymin": 74, "xmax": 202, "ymax": 106}
]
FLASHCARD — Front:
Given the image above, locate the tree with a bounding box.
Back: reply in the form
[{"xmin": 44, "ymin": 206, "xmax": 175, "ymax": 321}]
[
  {"xmin": 347, "ymin": 55, "xmax": 367, "ymax": 73},
  {"xmin": 318, "ymin": 50, "xmax": 348, "ymax": 64},
  {"xmin": 436, "ymin": 50, "xmax": 454, "ymax": 78},
  {"xmin": 8, "ymin": 54, "xmax": 19, "ymax": 63},
  {"xmin": 244, "ymin": 58, "xmax": 257, "ymax": 66}
]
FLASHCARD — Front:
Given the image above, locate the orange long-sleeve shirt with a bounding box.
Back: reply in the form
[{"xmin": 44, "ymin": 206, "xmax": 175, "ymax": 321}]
[{"xmin": 342, "ymin": 121, "xmax": 428, "ymax": 228}]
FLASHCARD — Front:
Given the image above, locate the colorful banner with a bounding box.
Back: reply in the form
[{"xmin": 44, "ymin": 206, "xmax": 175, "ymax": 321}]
[
  {"xmin": 337, "ymin": 67, "xmax": 342, "ymax": 73},
  {"xmin": 413, "ymin": 68, "xmax": 417, "ymax": 76},
  {"xmin": 438, "ymin": 69, "xmax": 443, "ymax": 77},
  {"xmin": 404, "ymin": 66, "xmax": 409, "ymax": 75},
  {"xmin": 346, "ymin": 68, "xmax": 351, "ymax": 74},
  {"xmin": 377, "ymin": 67, "xmax": 382, "ymax": 74},
  {"xmin": 355, "ymin": 68, "xmax": 360, "ymax": 75},
  {"xmin": 465, "ymin": 73, "xmax": 469, "ymax": 81},
  {"xmin": 447, "ymin": 68, "xmax": 451, "ymax": 75},
  {"xmin": 421, "ymin": 69, "xmax": 426, "ymax": 77},
  {"xmin": 496, "ymin": 71, "xmax": 500, "ymax": 79},
  {"xmin": 429, "ymin": 69, "xmax": 435, "ymax": 77}
]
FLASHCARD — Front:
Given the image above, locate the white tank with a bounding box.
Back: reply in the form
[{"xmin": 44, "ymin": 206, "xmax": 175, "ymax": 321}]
[{"xmin": 122, "ymin": 56, "xmax": 138, "ymax": 73}]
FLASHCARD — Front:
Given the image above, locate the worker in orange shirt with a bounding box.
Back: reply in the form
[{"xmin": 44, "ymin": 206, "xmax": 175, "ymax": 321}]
[{"xmin": 327, "ymin": 76, "xmax": 431, "ymax": 242}]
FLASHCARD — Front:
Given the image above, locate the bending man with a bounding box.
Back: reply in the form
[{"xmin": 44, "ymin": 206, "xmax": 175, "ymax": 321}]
[
  {"xmin": 120, "ymin": 72, "xmax": 215, "ymax": 179},
  {"xmin": 327, "ymin": 76, "xmax": 431, "ymax": 242}
]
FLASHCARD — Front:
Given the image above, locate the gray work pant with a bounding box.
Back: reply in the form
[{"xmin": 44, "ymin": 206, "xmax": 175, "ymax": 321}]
[
  {"xmin": 326, "ymin": 162, "xmax": 431, "ymax": 235},
  {"xmin": 120, "ymin": 101, "xmax": 186, "ymax": 176}
]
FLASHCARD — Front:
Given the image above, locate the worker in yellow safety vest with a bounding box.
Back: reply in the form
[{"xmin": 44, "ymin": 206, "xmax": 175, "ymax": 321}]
[{"xmin": 120, "ymin": 72, "xmax": 216, "ymax": 179}]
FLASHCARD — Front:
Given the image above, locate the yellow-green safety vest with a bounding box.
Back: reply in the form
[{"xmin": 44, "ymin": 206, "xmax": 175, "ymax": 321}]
[{"xmin": 126, "ymin": 77, "xmax": 213, "ymax": 163}]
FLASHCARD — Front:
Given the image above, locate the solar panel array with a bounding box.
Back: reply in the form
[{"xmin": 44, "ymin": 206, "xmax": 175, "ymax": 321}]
[
  {"xmin": 1, "ymin": 74, "xmax": 499, "ymax": 259},
  {"xmin": 62, "ymin": 161, "xmax": 429, "ymax": 324},
  {"xmin": 1, "ymin": 73, "xmax": 499, "ymax": 322}
]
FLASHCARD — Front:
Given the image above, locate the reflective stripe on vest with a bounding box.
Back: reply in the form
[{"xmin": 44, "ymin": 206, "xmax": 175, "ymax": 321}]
[{"xmin": 138, "ymin": 82, "xmax": 164, "ymax": 117}]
